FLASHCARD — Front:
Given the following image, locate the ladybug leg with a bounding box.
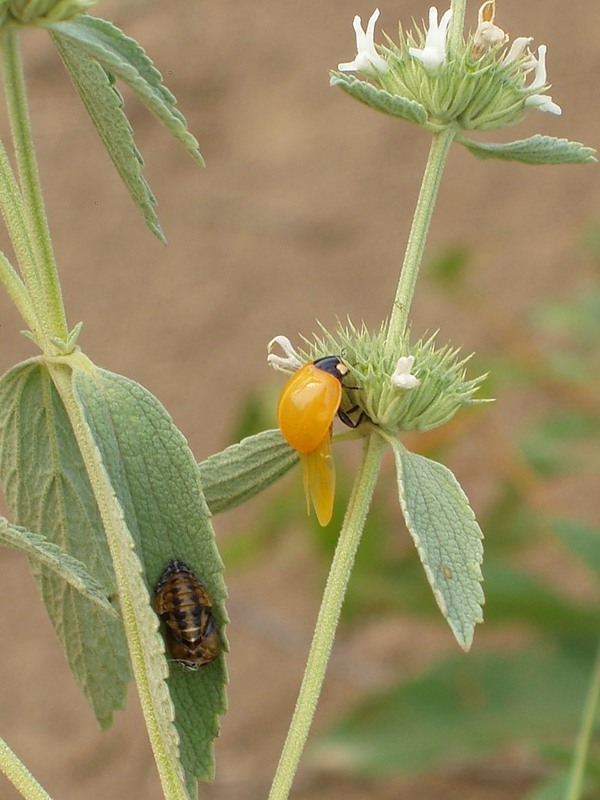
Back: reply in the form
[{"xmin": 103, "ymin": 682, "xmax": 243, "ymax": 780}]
[{"xmin": 337, "ymin": 406, "xmax": 368, "ymax": 429}]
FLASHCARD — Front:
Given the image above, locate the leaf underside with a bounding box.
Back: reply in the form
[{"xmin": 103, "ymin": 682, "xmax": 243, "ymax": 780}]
[
  {"xmin": 0, "ymin": 518, "xmax": 118, "ymax": 617},
  {"xmin": 459, "ymin": 134, "xmax": 597, "ymax": 165},
  {"xmin": 199, "ymin": 429, "xmax": 298, "ymax": 515},
  {"xmin": 0, "ymin": 359, "xmax": 131, "ymax": 728},
  {"xmin": 48, "ymin": 14, "xmax": 205, "ymax": 239},
  {"xmin": 73, "ymin": 366, "xmax": 228, "ymax": 791},
  {"xmin": 330, "ymin": 72, "xmax": 428, "ymax": 125},
  {"xmin": 392, "ymin": 441, "xmax": 484, "ymax": 650},
  {"xmin": 50, "ymin": 31, "xmax": 162, "ymax": 240}
]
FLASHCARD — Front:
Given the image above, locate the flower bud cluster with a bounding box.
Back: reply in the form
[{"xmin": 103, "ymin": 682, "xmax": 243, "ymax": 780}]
[
  {"xmin": 268, "ymin": 321, "xmax": 488, "ymax": 437},
  {"xmin": 335, "ymin": 3, "xmax": 561, "ymax": 132},
  {"xmin": 0, "ymin": 0, "xmax": 93, "ymax": 26}
]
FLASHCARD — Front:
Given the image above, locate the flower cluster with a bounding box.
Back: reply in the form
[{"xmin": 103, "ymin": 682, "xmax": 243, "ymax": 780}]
[
  {"xmin": 335, "ymin": 1, "xmax": 562, "ymax": 131},
  {"xmin": 0, "ymin": 0, "xmax": 94, "ymax": 26},
  {"xmin": 268, "ymin": 322, "xmax": 486, "ymax": 437}
]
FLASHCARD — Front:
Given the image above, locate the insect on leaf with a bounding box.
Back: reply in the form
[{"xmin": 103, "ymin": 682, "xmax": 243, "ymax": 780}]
[{"xmin": 73, "ymin": 366, "xmax": 228, "ymax": 792}]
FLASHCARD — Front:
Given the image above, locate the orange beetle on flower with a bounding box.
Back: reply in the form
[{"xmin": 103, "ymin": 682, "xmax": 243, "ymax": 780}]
[{"xmin": 268, "ymin": 337, "xmax": 362, "ymax": 527}]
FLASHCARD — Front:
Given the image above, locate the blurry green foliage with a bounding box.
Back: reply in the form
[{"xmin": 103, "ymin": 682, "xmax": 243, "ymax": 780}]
[{"xmin": 218, "ymin": 232, "xmax": 600, "ymax": 796}]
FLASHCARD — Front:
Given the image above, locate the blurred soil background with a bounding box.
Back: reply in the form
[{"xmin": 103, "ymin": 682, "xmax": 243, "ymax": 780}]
[{"xmin": 0, "ymin": 0, "xmax": 599, "ymax": 798}]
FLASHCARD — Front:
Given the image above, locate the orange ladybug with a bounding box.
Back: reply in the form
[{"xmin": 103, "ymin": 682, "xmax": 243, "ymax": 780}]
[{"xmin": 277, "ymin": 356, "xmax": 357, "ymax": 526}]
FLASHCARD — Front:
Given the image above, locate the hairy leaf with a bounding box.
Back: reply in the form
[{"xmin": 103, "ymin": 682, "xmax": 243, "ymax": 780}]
[
  {"xmin": 0, "ymin": 359, "xmax": 130, "ymax": 728},
  {"xmin": 73, "ymin": 366, "xmax": 227, "ymax": 791},
  {"xmin": 392, "ymin": 441, "xmax": 484, "ymax": 650},
  {"xmin": 199, "ymin": 429, "xmax": 298, "ymax": 514},
  {"xmin": 49, "ymin": 15, "xmax": 203, "ymax": 163},
  {"xmin": 50, "ymin": 31, "xmax": 163, "ymax": 239},
  {"xmin": 0, "ymin": 518, "xmax": 117, "ymax": 618},
  {"xmin": 459, "ymin": 135, "xmax": 597, "ymax": 165},
  {"xmin": 330, "ymin": 72, "xmax": 428, "ymax": 125}
]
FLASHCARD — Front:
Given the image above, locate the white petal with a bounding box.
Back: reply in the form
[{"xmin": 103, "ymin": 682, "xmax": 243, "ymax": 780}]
[
  {"xmin": 525, "ymin": 94, "xmax": 562, "ymax": 115},
  {"xmin": 409, "ymin": 6, "xmax": 452, "ymax": 71},
  {"xmin": 267, "ymin": 336, "xmax": 303, "ymax": 371},
  {"xmin": 528, "ymin": 44, "xmax": 548, "ymax": 91},
  {"xmin": 503, "ymin": 36, "xmax": 533, "ymax": 65},
  {"xmin": 391, "ymin": 355, "xmax": 420, "ymax": 389},
  {"xmin": 338, "ymin": 8, "xmax": 388, "ymax": 75}
]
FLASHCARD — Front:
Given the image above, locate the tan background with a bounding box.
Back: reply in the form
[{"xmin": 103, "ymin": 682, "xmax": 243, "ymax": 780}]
[{"xmin": 1, "ymin": 0, "xmax": 598, "ymax": 798}]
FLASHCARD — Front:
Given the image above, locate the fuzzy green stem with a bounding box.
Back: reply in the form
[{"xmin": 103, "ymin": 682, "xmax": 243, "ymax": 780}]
[
  {"xmin": 447, "ymin": 0, "xmax": 468, "ymax": 59},
  {"xmin": 0, "ymin": 251, "xmax": 41, "ymax": 337},
  {"xmin": 565, "ymin": 642, "xmax": 600, "ymax": 800},
  {"xmin": 1, "ymin": 29, "xmax": 68, "ymax": 341},
  {"xmin": 0, "ymin": 736, "xmax": 53, "ymax": 800},
  {"xmin": 385, "ymin": 126, "xmax": 456, "ymax": 358},
  {"xmin": 268, "ymin": 431, "xmax": 387, "ymax": 800}
]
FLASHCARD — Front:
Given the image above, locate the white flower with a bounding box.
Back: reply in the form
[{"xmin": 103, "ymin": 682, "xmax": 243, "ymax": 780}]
[
  {"xmin": 267, "ymin": 336, "xmax": 303, "ymax": 372},
  {"xmin": 524, "ymin": 44, "xmax": 561, "ymax": 115},
  {"xmin": 391, "ymin": 355, "xmax": 420, "ymax": 389},
  {"xmin": 503, "ymin": 36, "xmax": 534, "ymax": 66},
  {"xmin": 338, "ymin": 9, "xmax": 389, "ymax": 76},
  {"xmin": 409, "ymin": 6, "xmax": 453, "ymax": 71},
  {"xmin": 473, "ymin": 0, "xmax": 507, "ymax": 53}
]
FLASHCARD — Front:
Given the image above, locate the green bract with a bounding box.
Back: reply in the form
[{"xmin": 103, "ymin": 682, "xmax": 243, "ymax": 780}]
[
  {"xmin": 2, "ymin": 0, "xmax": 94, "ymax": 25},
  {"xmin": 301, "ymin": 321, "xmax": 488, "ymax": 436}
]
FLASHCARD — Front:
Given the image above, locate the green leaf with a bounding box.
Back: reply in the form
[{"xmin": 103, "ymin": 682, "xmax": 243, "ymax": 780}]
[
  {"xmin": 0, "ymin": 359, "xmax": 130, "ymax": 728},
  {"xmin": 199, "ymin": 429, "xmax": 299, "ymax": 514},
  {"xmin": 458, "ymin": 134, "xmax": 597, "ymax": 165},
  {"xmin": 0, "ymin": 518, "xmax": 117, "ymax": 618},
  {"xmin": 73, "ymin": 365, "xmax": 227, "ymax": 791},
  {"xmin": 48, "ymin": 16, "xmax": 203, "ymax": 164},
  {"xmin": 392, "ymin": 441, "xmax": 484, "ymax": 650},
  {"xmin": 330, "ymin": 72, "xmax": 428, "ymax": 125},
  {"xmin": 314, "ymin": 648, "xmax": 590, "ymax": 777},
  {"xmin": 50, "ymin": 31, "xmax": 163, "ymax": 240}
]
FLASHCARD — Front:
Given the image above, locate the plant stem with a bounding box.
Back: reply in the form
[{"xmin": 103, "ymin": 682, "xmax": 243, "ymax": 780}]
[
  {"xmin": 1, "ymin": 29, "xmax": 68, "ymax": 341},
  {"xmin": 565, "ymin": 641, "xmax": 600, "ymax": 800},
  {"xmin": 0, "ymin": 736, "xmax": 53, "ymax": 800},
  {"xmin": 268, "ymin": 431, "xmax": 387, "ymax": 800},
  {"xmin": 447, "ymin": 0, "xmax": 468, "ymax": 60},
  {"xmin": 384, "ymin": 126, "xmax": 456, "ymax": 358}
]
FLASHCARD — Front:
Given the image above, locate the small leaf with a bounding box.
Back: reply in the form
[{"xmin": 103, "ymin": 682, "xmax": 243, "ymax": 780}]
[
  {"xmin": 50, "ymin": 31, "xmax": 163, "ymax": 240},
  {"xmin": 199, "ymin": 430, "xmax": 299, "ymax": 514},
  {"xmin": 0, "ymin": 359, "xmax": 130, "ymax": 728},
  {"xmin": 314, "ymin": 648, "xmax": 590, "ymax": 777},
  {"xmin": 391, "ymin": 440, "xmax": 484, "ymax": 650},
  {"xmin": 0, "ymin": 518, "xmax": 117, "ymax": 618},
  {"xmin": 330, "ymin": 72, "xmax": 428, "ymax": 125},
  {"xmin": 48, "ymin": 16, "xmax": 203, "ymax": 164},
  {"xmin": 73, "ymin": 366, "xmax": 228, "ymax": 791},
  {"xmin": 458, "ymin": 134, "xmax": 597, "ymax": 165}
]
